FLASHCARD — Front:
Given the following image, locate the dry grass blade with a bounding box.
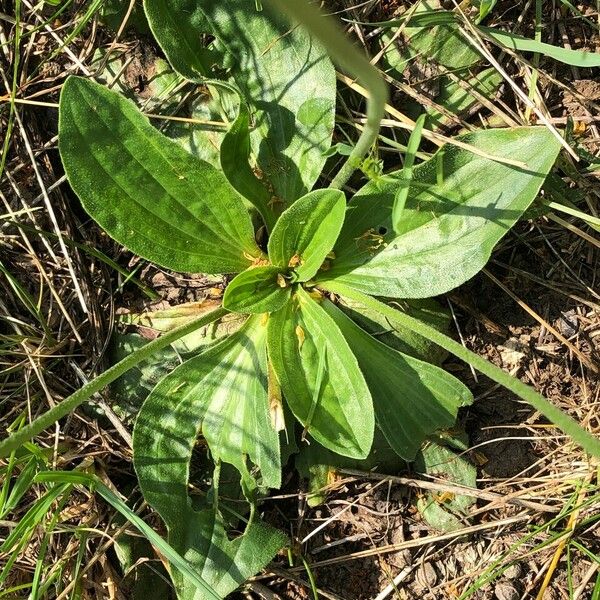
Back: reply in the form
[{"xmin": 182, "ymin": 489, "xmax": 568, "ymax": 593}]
[
  {"xmin": 483, "ymin": 268, "xmax": 599, "ymax": 374},
  {"xmin": 336, "ymin": 73, "xmax": 529, "ymax": 167}
]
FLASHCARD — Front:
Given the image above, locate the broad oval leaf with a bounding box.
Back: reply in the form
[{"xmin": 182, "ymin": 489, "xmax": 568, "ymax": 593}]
[
  {"xmin": 267, "ymin": 287, "xmax": 374, "ymax": 459},
  {"xmin": 223, "ymin": 266, "xmax": 290, "ymax": 314},
  {"xmin": 171, "ymin": 506, "xmax": 285, "ymax": 600},
  {"xmin": 133, "ymin": 314, "xmax": 281, "ymax": 502},
  {"xmin": 322, "ymin": 299, "xmax": 473, "ymax": 460},
  {"xmin": 59, "ymin": 76, "xmax": 262, "ymax": 274},
  {"xmin": 144, "ymin": 0, "xmax": 336, "ymax": 204},
  {"xmin": 143, "ymin": 0, "xmax": 219, "ymax": 80},
  {"xmin": 268, "ymin": 189, "xmax": 346, "ymax": 282},
  {"xmin": 132, "ymin": 314, "xmax": 286, "ymax": 598},
  {"xmin": 394, "ymin": 0, "xmax": 482, "ymax": 70},
  {"xmin": 318, "ymin": 127, "xmax": 561, "ymax": 297}
]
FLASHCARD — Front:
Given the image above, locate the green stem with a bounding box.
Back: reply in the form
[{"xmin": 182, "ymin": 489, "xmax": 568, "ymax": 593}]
[
  {"xmin": 0, "ymin": 0, "xmax": 20, "ymax": 181},
  {"xmin": 322, "ymin": 281, "xmax": 600, "ymax": 458},
  {"xmin": 0, "ymin": 308, "xmax": 228, "ymax": 458},
  {"xmin": 264, "ymin": 0, "xmax": 388, "ymax": 190}
]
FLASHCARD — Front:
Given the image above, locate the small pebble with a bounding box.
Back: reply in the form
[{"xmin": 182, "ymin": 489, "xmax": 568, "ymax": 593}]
[
  {"xmin": 503, "ymin": 563, "xmax": 522, "ymax": 580},
  {"xmin": 494, "ymin": 582, "xmax": 519, "ymax": 600},
  {"xmin": 558, "ymin": 310, "xmax": 578, "ymax": 337},
  {"xmin": 415, "ymin": 562, "xmax": 437, "ymax": 589}
]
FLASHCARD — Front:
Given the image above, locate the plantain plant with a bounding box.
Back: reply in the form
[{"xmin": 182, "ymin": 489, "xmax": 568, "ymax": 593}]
[{"xmin": 2, "ymin": 1, "xmax": 599, "ymax": 598}]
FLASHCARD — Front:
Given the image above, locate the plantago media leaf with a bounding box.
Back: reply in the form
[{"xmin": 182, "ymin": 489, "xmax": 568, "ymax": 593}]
[
  {"xmin": 415, "ymin": 439, "xmax": 476, "ymax": 532},
  {"xmin": 400, "ymin": 0, "xmax": 482, "ymax": 69},
  {"xmin": 336, "ymin": 296, "xmax": 450, "ymax": 364},
  {"xmin": 268, "ymin": 189, "xmax": 346, "ymax": 282},
  {"xmin": 144, "ymin": 0, "xmax": 336, "ymax": 203},
  {"xmin": 223, "ymin": 266, "xmax": 291, "ymax": 314},
  {"xmin": 319, "ymin": 127, "xmax": 561, "ymax": 297},
  {"xmin": 267, "ymin": 287, "xmax": 374, "ymax": 459},
  {"xmin": 133, "ymin": 315, "xmax": 285, "ymax": 598},
  {"xmin": 322, "ymin": 282, "xmax": 600, "ymax": 459},
  {"xmin": 134, "ymin": 314, "xmax": 280, "ymax": 499},
  {"xmin": 143, "ymin": 0, "xmax": 219, "ymax": 79},
  {"xmin": 168, "ymin": 507, "xmax": 286, "ymax": 600},
  {"xmin": 220, "ymin": 107, "xmax": 278, "ymax": 231},
  {"xmin": 322, "ymin": 300, "xmax": 473, "ymax": 459},
  {"xmin": 59, "ymin": 76, "xmax": 262, "ymax": 274}
]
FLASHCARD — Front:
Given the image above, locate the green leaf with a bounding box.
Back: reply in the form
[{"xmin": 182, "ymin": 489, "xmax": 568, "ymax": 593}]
[
  {"xmin": 268, "ymin": 189, "xmax": 346, "ymax": 282},
  {"xmin": 321, "ymin": 282, "xmax": 600, "ymax": 459},
  {"xmin": 267, "ymin": 287, "xmax": 374, "ymax": 459},
  {"xmin": 143, "ymin": 0, "xmax": 220, "ymax": 79},
  {"xmin": 336, "ymin": 296, "xmax": 450, "ymax": 364},
  {"xmin": 384, "ymin": 0, "xmax": 482, "ymax": 72},
  {"xmin": 319, "ymin": 127, "xmax": 561, "ymax": 298},
  {"xmin": 220, "ymin": 106, "xmax": 278, "ymax": 231},
  {"xmin": 144, "ymin": 0, "xmax": 336, "ymax": 203},
  {"xmin": 223, "ymin": 266, "xmax": 290, "ymax": 314},
  {"xmin": 169, "ymin": 506, "xmax": 286, "ymax": 600},
  {"xmin": 91, "ymin": 48, "xmax": 235, "ymax": 169},
  {"xmin": 108, "ymin": 333, "xmax": 183, "ymax": 424},
  {"xmin": 473, "ymin": 0, "xmax": 496, "ymax": 21},
  {"xmin": 59, "ymin": 76, "xmax": 262, "ymax": 274},
  {"xmin": 133, "ymin": 314, "xmax": 281, "ymax": 499},
  {"xmin": 100, "ymin": 0, "xmax": 150, "ymax": 33},
  {"xmin": 133, "ymin": 316, "xmax": 285, "ymax": 598},
  {"xmin": 322, "ymin": 300, "xmax": 473, "ymax": 459},
  {"xmin": 415, "ymin": 438, "xmax": 477, "ymax": 532}
]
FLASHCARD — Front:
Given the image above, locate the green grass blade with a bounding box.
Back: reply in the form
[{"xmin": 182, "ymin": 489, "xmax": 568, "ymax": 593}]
[
  {"xmin": 33, "ymin": 471, "xmax": 222, "ymax": 600},
  {"xmin": 480, "ymin": 26, "xmax": 600, "ymax": 68},
  {"xmin": 1, "ymin": 455, "xmax": 40, "ymax": 518},
  {"xmin": 0, "ymin": 483, "xmax": 70, "ymax": 553},
  {"xmin": 321, "ymin": 282, "xmax": 600, "ymax": 458},
  {"xmin": 392, "ymin": 113, "xmax": 426, "ymax": 234},
  {"xmin": 0, "ymin": 308, "xmax": 227, "ymax": 458}
]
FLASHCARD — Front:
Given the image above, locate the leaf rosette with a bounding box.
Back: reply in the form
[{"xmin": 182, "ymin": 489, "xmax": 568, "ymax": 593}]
[{"xmin": 55, "ymin": 2, "xmax": 575, "ymax": 597}]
